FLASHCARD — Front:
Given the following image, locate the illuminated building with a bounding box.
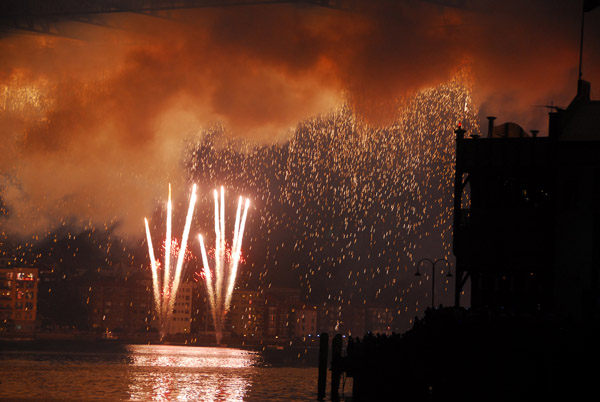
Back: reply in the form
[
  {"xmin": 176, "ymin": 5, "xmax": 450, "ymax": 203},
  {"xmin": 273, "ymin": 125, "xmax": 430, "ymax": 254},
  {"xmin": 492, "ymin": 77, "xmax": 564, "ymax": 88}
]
[
  {"xmin": 293, "ymin": 304, "xmax": 318, "ymax": 337},
  {"xmin": 228, "ymin": 290, "xmax": 263, "ymax": 338},
  {"xmin": 264, "ymin": 299, "xmax": 279, "ymax": 338},
  {"xmin": 453, "ymin": 80, "xmax": 600, "ymax": 318},
  {"xmin": 168, "ymin": 281, "xmax": 196, "ymax": 335},
  {"xmin": 0, "ymin": 259, "xmax": 38, "ymax": 335}
]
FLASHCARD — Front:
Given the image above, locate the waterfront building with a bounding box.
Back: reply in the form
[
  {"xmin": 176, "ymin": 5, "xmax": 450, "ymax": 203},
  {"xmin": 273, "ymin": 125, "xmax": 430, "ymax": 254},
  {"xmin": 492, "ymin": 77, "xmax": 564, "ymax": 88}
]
[
  {"xmin": 293, "ymin": 304, "xmax": 318, "ymax": 337},
  {"xmin": 192, "ymin": 292, "xmax": 209, "ymax": 334},
  {"xmin": 0, "ymin": 260, "xmax": 38, "ymax": 334},
  {"xmin": 262, "ymin": 287, "xmax": 301, "ymax": 340},
  {"xmin": 343, "ymin": 306, "xmax": 365, "ymax": 337},
  {"xmin": 168, "ymin": 281, "xmax": 196, "ymax": 335},
  {"xmin": 264, "ymin": 295, "xmax": 279, "ymax": 338},
  {"xmin": 228, "ymin": 289, "xmax": 263, "ymax": 338},
  {"xmin": 89, "ymin": 279, "xmax": 153, "ymax": 334},
  {"xmin": 317, "ymin": 302, "xmax": 344, "ymax": 334},
  {"xmin": 364, "ymin": 307, "xmax": 394, "ymax": 335}
]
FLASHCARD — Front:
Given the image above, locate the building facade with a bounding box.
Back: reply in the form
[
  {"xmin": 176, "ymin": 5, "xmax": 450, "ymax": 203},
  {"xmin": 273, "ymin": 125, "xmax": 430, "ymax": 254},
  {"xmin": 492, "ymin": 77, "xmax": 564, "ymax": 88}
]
[
  {"xmin": 262, "ymin": 288, "xmax": 301, "ymax": 340},
  {"xmin": 228, "ymin": 289, "xmax": 263, "ymax": 338},
  {"xmin": 0, "ymin": 263, "xmax": 38, "ymax": 334},
  {"xmin": 89, "ymin": 279, "xmax": 153, "ymax": 334},
  {"xmin": 293, "ymin": 305, "xmax": 318, "ymax": 337},
  {"xmin": 365, "ymin": 307, "xmax": 394, "ymax": 335},
  {"xmin": 168, "ymin": 281, "xmax": 196, "ymax": 335}
]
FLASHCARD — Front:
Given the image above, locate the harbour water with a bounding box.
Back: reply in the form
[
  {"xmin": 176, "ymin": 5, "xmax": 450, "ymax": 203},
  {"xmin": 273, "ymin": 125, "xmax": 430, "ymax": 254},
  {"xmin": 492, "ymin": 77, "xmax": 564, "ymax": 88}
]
[{"xmin": 0, "ymin": 342, "xmax": 322, "ymax": 401}]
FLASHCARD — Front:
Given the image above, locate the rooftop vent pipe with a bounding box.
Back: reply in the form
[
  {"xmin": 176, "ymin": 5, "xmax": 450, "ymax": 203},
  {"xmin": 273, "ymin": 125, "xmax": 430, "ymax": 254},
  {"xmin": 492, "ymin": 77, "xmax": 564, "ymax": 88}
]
[{"xmin": 486, "ymin": 116, "xmax": 496, "ymax": 138}]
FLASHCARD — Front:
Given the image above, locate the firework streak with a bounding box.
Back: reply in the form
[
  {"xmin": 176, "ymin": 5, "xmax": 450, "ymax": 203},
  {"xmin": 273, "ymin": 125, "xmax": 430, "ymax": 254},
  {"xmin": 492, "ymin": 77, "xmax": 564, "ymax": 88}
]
[
  {"xmin": 144, "ymin": 184, "xmax": 197, "ymax": 337},
  {"xmin": 198, "ymin": 186, "xmax": 250, "ymax": 343}
]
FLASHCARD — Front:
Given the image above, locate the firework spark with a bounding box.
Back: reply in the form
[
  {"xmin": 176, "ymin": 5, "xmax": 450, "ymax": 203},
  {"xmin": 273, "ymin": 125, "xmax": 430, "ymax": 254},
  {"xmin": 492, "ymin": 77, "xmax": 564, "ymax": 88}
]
[
  {"xmin": 198, "ymin": 186, "xmax": 250, "ymax": 344},
  {"xmin": 7, "ymin": 71, "xmax": 478, "ymax": 334},
  {"xmin": 144, "ymin": 183, "xmax": 197, "ymax": 338},
  {"xmin": 187, "ymin": 69, "xmax": 479, "ymax": 332}
]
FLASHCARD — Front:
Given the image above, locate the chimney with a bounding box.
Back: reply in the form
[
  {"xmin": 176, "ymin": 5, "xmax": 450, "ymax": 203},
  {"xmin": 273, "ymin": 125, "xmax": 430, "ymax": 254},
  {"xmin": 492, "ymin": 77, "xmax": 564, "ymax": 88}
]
[
  {"xmin": 531, "ymin": 130, "xmax": 539, "ymax": 138},
  {"xmin": 548, "ymin": 112, "xmax": 559, "ymax": 139},
  {"xmin": 577, "ymin": 80, "xmax": 591, "ymax": 101},
  {"xmin": 455, "ymin": 123, "xmax": 466, "ymax": 140},
  {"xmin": 486, "ymin": 116, "xmax": 496, "ymax": 138}
]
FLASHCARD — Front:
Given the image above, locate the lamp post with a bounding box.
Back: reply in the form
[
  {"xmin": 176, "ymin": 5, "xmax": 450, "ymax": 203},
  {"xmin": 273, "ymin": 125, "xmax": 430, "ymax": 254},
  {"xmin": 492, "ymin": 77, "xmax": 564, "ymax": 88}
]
[{"xmin": 415, "ymin": 258, "xmax": 453, "ymax": 308}]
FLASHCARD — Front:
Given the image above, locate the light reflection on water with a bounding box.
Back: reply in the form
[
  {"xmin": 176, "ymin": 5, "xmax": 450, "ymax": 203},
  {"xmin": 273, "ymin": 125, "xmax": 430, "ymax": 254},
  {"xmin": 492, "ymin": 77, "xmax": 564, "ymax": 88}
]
[
  {"xmin": 0, "ymin": 343, "xmax": 319, "ymax": 402},
  {"xmin": 127, "ymin": 345, "xmax": 258, "ymax": 368},
  {"xmin": 126, "ymin": 345, "xmax": 257, "ymax": 402}
]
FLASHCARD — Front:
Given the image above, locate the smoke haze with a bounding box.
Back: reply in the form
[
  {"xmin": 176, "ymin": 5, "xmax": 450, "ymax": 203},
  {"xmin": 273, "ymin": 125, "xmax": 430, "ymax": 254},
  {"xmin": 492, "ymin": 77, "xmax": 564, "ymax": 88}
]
[{"xmin": 0, "ymin": 0, "xmax": 598, "ymax": 237}]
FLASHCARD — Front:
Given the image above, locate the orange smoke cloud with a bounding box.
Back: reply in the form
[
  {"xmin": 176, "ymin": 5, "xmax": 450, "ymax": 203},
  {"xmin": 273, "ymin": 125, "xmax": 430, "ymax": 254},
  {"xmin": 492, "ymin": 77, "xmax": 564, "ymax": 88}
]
[{"xmin": 0, "ymin": 1, "xmax": 598, "ymax": 237}]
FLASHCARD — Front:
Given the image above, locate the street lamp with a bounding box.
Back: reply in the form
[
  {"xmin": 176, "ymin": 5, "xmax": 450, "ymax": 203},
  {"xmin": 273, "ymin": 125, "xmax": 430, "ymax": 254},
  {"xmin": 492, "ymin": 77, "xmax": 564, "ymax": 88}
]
[{"xmin": 415, "ymin": 258, "xmax": 453, "ymax": 308}]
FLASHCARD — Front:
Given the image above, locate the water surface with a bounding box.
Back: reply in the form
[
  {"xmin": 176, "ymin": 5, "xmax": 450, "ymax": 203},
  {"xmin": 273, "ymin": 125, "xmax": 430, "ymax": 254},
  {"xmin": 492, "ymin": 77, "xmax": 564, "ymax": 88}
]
[{"xmin": 0, "ymin": 343, "xmax": 321, "ymax": 401}]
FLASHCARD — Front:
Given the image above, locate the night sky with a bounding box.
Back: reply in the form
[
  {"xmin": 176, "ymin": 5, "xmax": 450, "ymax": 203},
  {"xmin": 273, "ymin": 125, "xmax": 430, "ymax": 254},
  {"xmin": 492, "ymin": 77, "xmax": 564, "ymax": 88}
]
[{"xmin": 1, "ymin": 0, "xmax": 599, "ymax": 331}]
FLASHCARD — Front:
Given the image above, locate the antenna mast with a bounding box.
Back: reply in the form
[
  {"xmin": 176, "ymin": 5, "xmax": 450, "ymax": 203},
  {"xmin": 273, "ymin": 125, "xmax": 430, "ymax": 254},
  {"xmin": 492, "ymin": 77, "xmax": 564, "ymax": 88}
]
[{"xmin": 578, "ymin": 2, "xmax": 585, "ymax": 82}]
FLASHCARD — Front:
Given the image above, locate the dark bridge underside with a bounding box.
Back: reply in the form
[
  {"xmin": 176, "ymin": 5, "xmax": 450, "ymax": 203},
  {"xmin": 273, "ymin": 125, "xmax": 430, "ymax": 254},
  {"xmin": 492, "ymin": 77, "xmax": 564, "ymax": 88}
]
[{"xmin": 0, "ymin": 0, "xmax": 346, "ymax": 35}]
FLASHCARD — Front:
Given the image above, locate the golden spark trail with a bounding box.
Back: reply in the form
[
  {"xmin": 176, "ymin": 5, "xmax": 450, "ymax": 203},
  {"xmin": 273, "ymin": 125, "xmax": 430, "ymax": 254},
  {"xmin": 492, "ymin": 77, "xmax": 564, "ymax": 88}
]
[{"xmin": 231, "ymin": 196, "xmax": 243, "ymax": 264}]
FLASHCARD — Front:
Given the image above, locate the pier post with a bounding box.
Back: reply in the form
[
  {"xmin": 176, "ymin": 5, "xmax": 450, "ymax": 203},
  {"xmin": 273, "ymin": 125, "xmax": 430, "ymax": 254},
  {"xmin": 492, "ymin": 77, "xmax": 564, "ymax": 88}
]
[
  {"xmin": 318, "ymin": 332, "xmax": 329, "ymax": 400},
  {"xmin": 331, "ymin": 334, "xmax": 343, "ymax": 401}
]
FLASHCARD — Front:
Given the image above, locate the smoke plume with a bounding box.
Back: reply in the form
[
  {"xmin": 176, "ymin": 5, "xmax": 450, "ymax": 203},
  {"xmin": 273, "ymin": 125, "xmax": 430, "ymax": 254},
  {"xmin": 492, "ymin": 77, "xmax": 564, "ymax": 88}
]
[{"xmin": 0, "ymin": 0, "xmax": 598, "ymax": 237}]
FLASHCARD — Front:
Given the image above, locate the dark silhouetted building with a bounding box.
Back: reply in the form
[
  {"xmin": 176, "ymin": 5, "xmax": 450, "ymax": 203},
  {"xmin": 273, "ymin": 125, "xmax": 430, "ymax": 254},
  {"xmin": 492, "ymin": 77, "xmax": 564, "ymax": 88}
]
[
  {"xmin": 453, "ymin": 80, "xmax": 600, "ymax": 319},
  {"xmin": 365, "ymin": 307, "xmax": 395, "ymax": 335},
  {"xmin": 262, "ymin": 287, "xmax": 301, "ymax": 340},
  {"xmin": 89, "ymin": 279, "xmax": 153, "ymax": 334}
]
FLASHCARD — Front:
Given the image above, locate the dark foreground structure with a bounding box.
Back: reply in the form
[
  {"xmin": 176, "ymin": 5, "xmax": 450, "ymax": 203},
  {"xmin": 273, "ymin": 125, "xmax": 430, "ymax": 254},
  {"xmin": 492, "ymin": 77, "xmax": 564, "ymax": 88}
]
[
  {"xmin": 334, "ymin": 81, "xmax": 600, "ymax": 401},
  {"xmin": 345, "ymin": 307, "xmax": 600, "ymax": 401},
  {"xmin": 453, "ymin": 79, "xmax": 600, "ymax": 317}
]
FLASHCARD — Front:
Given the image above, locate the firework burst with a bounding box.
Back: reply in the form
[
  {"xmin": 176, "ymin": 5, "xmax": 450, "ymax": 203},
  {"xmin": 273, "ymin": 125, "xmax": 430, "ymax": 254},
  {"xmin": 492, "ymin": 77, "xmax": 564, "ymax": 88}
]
[
  {"xmin": 144, "ymin": 183, "xmax": 197, "ymax": 339},
  {"xmin": 198, "ymin": 186, "xmax": 250, "ymax": 344}
]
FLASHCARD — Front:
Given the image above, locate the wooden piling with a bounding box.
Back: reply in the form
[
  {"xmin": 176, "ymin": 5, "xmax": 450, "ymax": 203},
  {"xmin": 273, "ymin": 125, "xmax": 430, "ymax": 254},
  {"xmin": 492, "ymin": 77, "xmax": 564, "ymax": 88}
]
[
  {"xmin": 318, "ymin": 332, "xmax": 329, "ymax": 400},
  {"xmin": 331, "ymin": 334, "xmax": 343, "ymax": 401}
]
